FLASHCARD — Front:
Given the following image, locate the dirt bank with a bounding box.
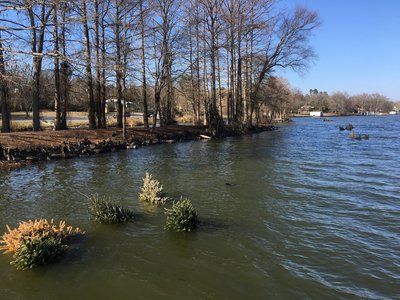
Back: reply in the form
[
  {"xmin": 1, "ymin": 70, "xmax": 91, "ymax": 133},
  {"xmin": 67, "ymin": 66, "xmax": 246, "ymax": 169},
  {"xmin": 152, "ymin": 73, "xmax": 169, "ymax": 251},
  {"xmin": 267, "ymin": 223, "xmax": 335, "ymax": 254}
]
[{"xmin": 0, "ymin": 125, "xmax": 275, "ymax": 169}]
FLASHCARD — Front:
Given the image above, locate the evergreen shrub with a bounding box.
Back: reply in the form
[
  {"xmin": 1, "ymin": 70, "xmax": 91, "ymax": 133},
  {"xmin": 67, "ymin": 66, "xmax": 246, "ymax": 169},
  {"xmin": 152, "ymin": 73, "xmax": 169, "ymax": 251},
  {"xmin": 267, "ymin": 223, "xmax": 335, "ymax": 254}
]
[
  {"xmin": 165, "ymin": 198, "xmax": 198, "ymax": 232},
  {"xmin": 88, "ymin": 194, "xmax": 134, "ymax": 224}
]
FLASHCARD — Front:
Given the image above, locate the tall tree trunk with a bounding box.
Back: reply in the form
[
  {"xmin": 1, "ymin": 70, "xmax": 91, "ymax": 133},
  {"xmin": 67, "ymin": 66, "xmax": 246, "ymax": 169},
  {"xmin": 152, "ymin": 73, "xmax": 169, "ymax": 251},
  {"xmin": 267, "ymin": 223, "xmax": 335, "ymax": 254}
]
[
  {"xmin": 216, "ymin": 29, "xmax": 223, "ymax": 119},
  {"xmin": 195, "ymin": 0, "xmax": 201, "ymax": 125},
  {"xmin": 60, "ymin": 1, "xmax": 68, "ymax": 130},
  {"xmin": 188, "ymin": 12, "xmax": 197, "ymax": 125},
  {"xmin": 115, "ymin": 0, "xmax": 123, "ymax": 128},
  {"xmin": 160, "ymin": 7, "xmax": 172, "ymax": 126},
  {"xmin": 28, "ymin": 3, "xmax": 53, "ymax": 131},
  {"xmin": 53, "ymin": 1, "xmax": 62, "ymax": 130},
  {"xmin": 153, "ymin": 90, "xmax": 160, "ymax": 129},
  {"xmin": 94, "ymin": 0, "xmax": 103, "ymax": 128},
  {"xmin": 243, "ymin": 31, "xmax": 249, "ymax": 125},
  {"xmin": 209, "ymin": 13, "xmax": 218, "ymax": 125},
  {"xmin": 28, "ymin": 8, "xmax": 40, "ymax": 131},
  {"xmin": 100, "ymin": 2, "xmax": 107, "ymax": 128},
  {"xmin": 165, "ymin": 54, "xmax": 174, "ymax": 125},
  {"xmin": 201, "ymin": 0, "xmax": 219, "ymax": 127},
  {"xmin": 122, "ymin": 11, "xmax": 129, "ymax": 140},
  {"xmin": 0, "ymin": 36, "xmax": 10, "ymax": 133},
  {"xmin": 236, "ymin": 11, "xmax": 242, "ymax": 124},
  {"xmin": 139, "ymin": 0, "xmax": 149, "ymax": 128},
  {"xmin": 229, "ymin": 4, "xmax": 235, "ymax": 124},
  {"xmin": 202, "ymin": 21, "xmax": 209, "ymax": 125},
  {"xmin": 32, "ymin": 60, "xmax": 41, "ymax": 131},
  {"xmin": 153, "ymin": 43, "xmax": 160, "ymax": 129},
  {"xmin": 225, "ymin": 30, "xmax": 231, "ymax": 123},
  {"xmin": 82, "ymin": 0, "xmax": 96, "ymax": 129},
  {"xmin": 249, "ymin": 3, "xmax": 255, "ymax": 127}
]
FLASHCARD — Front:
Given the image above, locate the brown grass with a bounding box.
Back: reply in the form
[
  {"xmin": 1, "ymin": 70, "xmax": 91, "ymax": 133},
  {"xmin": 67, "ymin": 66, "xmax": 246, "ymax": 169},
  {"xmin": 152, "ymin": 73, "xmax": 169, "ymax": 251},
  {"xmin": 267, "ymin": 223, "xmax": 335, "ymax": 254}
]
[
  {"xmin": 106, "ymin": 117, "xmax": 145, "ymax": 128},
  {"xmin": 0, "ymin": 111, "xmax": 88, "ymax": 119},
  {"xmin": 10, "ymin": 121, "xmax": 33, "ymax": 132},
  {"xmin": 176, "ymin": 115, "xmax": 194, "ymax": 124},
  {"xmin": 0, "ymin": 219, "xmax": 84, "ymax": 254},
  {"xmin": 1, "ymin": 112, "xmax": 154, "ymax": 131}
]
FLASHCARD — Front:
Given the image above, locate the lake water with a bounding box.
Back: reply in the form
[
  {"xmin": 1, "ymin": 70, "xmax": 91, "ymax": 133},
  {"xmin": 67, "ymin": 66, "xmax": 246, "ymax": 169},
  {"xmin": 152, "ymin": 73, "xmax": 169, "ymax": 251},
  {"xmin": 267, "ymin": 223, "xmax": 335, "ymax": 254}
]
[{"xmin": 0, "ymin": 116, "xmax": 399, "ymax": 299}]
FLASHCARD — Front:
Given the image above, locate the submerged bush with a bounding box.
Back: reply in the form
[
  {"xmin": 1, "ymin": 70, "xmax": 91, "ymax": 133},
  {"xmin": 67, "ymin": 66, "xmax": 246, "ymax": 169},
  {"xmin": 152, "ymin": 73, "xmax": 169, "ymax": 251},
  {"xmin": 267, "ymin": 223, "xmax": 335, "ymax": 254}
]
[
  {"xmin": 164, "ymin": 198, "xmax": 198, "ymax": 232},
  {"xmin": 88, "ymin": 194, "xmax": 134, "ymax": 224},
  {"xmin": 0, "ymin": 219, "xmax": 83, "ymax": 270},
  {"xmin": 12, "ymin": 237, "xmax": 67, "ymax": 270},
  {"xmin": 0, "ymin": 219, "xmax": 83, "ymax": 254},
  {"xmin": 345, "ymin": 123, "xmax": 354, "ymax": 131},
  {"xmin": 139, "ymin": 172, "xmax": 168, "ymax": 205},
  {"xmin": 340, "ymin": 124, "xmax": 354, "ymax": 131},
  {"xmin": 349, "ymin": 130, "xmax": 370, "ymax": 141}
]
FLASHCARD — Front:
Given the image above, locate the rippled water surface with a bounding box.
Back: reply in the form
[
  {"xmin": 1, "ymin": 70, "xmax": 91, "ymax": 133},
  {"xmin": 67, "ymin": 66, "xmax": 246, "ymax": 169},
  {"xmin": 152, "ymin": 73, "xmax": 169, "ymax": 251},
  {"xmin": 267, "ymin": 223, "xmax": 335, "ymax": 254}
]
[{"xmin": 0, "ymin": 116, "xmax": 399, "ymax": 299}]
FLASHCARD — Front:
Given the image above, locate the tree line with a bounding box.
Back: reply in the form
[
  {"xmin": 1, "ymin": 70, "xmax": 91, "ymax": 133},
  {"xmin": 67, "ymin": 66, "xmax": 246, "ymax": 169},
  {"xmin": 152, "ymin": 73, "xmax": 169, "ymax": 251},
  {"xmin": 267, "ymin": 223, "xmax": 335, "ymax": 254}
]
[
  {"xmin": 0, "ymin": 0, "xmax": 320, "ymax": 133},
  {"xmin": 303, "ymin": 89, "xmax": 395, "ymax": 116},
  {"xmin": 254, "ymin": 77, "xmax": 397, "ymax": 123}
]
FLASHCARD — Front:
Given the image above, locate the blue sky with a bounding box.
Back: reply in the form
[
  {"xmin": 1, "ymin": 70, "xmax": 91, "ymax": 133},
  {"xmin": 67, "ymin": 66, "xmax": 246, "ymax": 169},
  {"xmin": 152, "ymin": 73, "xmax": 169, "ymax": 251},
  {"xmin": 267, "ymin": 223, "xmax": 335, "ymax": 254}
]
[{"xmin": 279, "ymin": 0, "xmax": 400, "ymax": 101}]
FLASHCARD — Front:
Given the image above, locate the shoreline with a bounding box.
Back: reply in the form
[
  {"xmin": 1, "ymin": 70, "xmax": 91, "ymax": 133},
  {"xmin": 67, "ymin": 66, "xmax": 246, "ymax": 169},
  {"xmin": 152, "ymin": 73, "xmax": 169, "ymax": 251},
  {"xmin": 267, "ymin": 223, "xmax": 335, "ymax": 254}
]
[
  {"xmin": 0, "ymin": 125, "xmax": 275, "ymax": 170},
  {"xmin": 289, "ymin": 113, "xmax": 399, "ymax": 118}
]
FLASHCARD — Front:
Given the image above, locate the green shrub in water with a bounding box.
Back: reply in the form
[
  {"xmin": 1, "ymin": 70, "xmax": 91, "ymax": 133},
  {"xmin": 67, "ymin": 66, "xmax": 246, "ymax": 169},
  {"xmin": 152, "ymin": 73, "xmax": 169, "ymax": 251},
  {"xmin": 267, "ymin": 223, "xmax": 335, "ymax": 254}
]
[
  {"xmin": 345, "ymin": 123, "xmax": 354, "ymax": 131},
  {"xmin": 349, "ymin": 130, "xmax": 369, "ymax": 141},
  {"xmin": 356, "ymin": 134, "xmax": 369, "ymax": 140},
  {"xmin": 11, "ymin": 237, "xmax": 67, "ymax": 270},
  {"xmin": 165, "ymin": 198, "xmax": 198, "ymax": 232},
  {"xmin": 139, "ymin": 172, "xmax": 168, "ymax": 205},
  {"xmin": 89, "ymin": 194, "xmax": 134, "ymax": 224}
]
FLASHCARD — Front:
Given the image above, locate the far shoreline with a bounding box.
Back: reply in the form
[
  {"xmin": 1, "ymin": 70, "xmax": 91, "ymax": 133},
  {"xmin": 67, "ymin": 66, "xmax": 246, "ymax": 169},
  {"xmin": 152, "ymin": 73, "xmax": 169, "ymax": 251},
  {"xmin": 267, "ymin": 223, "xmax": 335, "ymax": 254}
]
[{"xmin": 289, "ymin": 113, "xmax": 399, "ymax": 118}]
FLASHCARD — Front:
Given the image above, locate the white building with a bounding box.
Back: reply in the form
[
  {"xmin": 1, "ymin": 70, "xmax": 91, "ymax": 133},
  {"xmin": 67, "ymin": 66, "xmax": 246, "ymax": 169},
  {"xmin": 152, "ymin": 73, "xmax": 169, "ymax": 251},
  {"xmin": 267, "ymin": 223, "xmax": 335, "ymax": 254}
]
[
  {"xmin": 389, "ymin": 107, "xmax": 399, "ymax": 115},
  {"xmin": 105, "ymin": 99, "xmax": 135, "ymax": 113},
  {"xmin": 310, "ymin": 111, "xmax": 323, "ymax": 117}
]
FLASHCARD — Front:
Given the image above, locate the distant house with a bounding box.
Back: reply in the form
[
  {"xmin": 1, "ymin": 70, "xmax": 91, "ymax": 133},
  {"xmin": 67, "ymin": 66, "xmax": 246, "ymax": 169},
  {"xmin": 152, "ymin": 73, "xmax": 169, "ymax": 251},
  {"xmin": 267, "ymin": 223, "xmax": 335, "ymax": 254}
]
[
  {"xmin": 310, "ymin": 111, "xmax": 323, "ymax": 117},
  {"xmin": 356, "ymin": 107, "xmax": 370, "ymax": 116},
  {"xmin": 105, "ymin": 99, "xmax": 135, "ymax": 113},
  {"xmin": 299, "ymin": 105, "xmax": 314, "ymax": 114},
  {"xmin": 389, "ymin": 106, "xmax": 399, "ymax": 115}
]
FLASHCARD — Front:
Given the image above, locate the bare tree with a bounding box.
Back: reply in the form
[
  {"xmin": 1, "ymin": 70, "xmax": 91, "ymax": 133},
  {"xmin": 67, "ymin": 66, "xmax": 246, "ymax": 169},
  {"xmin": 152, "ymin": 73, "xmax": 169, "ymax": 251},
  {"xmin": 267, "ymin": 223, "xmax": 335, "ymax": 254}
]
[
  {"xmin": 151, "ymin": 32, "xmax": 162, "ymax": 128},
  {"xmin": 151, "ymin": 0, "xmax": 179, "ymax": 126},
  {"xmin": 25, "ymin": 1, "xmax": 53, "ymax": 131},
  {"xmin": 53, "ymin": 0, "xmax": 62, "ymax": 130},
  {"xmin": 225, "ymin": 0, "xmax": 236, "ymax": 124},
  {"xmin": 0, "ymin": 34, "xmax": 10, "ymax": 132},
  {"xmin": 200, "ymin": 0, "xmax": 222, "ymax": 128},
  {"xmin": 186, "ymin": 1, "xmax": 196, "ymax": 124},
  {"xmin": 0, "ymin": 0, "xmax": 320, "ymax": 132},
  {"xmin": 81, "ymin": 0, "xmax": 96, "ymax": 129},
  {"xmin": 94, "ymin": 0, "xmax": 103, "ymax": 128},
  {"xmin": 60, "ymin": 0, "xmax": 71, "ymax": 130},
  {"xmin": 252, "ymin": 7, "xmax": 320, "ymax": 103},
  {"xmin": 100, "ymin": 0, "xmax": 108, "ymax": 128},
  {"xmin": 195, "ymin": 0, "xmax": 202, "ymax": 124},
  {"xmin": 120, "ymin": 1, "xmax": 134, "ymax": 139},
  {"xmin": 113, "ymin": 0, "xmax": 123, "ymax": 128},
  {"xmin": 139, "ymin": 0, "xmax": 149, "ymax": 127}
]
